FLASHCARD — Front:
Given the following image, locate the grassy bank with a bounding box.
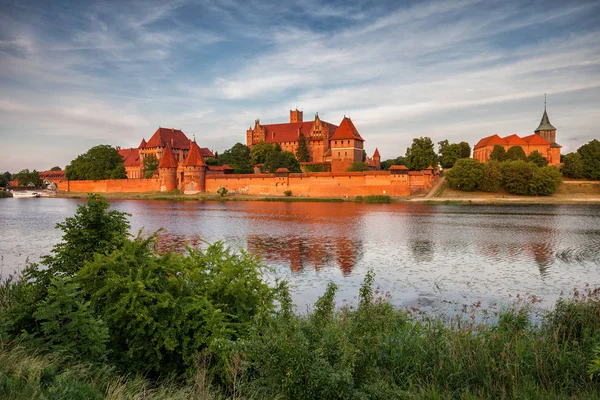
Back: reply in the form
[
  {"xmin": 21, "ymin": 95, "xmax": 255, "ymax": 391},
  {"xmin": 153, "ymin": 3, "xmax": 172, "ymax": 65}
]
[{"xmin": 0, "ymin": 191, "xmax": 12, "ymax": 198}]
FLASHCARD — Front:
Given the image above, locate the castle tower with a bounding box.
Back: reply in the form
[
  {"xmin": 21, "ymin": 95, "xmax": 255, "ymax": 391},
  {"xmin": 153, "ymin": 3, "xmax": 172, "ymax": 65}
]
[
  {"xmin": 158, "ymin": 144, "xmax": 178, "ymax": 192},
  {"xmin": 329, "ymin": 117, "xmax": 365, "ymax": 172},
  {"xmin": 181, "ymin": 140, "xmax": 207, "ymax": 193},
  {"xmin": 534, "ymin": 96, "xmax": 557, "ymax": 144},
  {"xmin": 373, "ymin": 148, "xmax": 381, "ymax": 170},
  {"xmin": 290, "ymin": 108, "xmax": 303, "ymax": 123}
]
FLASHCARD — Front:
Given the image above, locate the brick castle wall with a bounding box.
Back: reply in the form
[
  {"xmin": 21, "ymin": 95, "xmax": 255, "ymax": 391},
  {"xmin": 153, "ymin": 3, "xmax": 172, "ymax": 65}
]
[{"xmin": 58, "ymin": 179, "xmax": 160, "ymax": 193}]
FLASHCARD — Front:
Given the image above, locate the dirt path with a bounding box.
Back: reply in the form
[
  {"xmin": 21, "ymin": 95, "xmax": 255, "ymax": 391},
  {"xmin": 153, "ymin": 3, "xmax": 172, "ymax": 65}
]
[{"xmin": 424, "ymin": 177, "xmax": 445, "ymax": 199}]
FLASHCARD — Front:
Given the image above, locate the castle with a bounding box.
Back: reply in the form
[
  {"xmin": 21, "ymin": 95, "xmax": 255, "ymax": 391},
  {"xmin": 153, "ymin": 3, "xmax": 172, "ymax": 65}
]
[
  {"xmin": 246, "ymin": 109, "xmax": 380, "ymax": 172},
  {"xmin": 473, "ymin": 102, "xmax": 561, "ymax": 165}
]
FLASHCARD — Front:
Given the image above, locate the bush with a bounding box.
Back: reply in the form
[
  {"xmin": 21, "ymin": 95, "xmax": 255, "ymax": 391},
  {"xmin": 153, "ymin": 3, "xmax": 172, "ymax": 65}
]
[
  {"xmin": 577, "ymin": 139, "xmax": 600, "ymax": 180},
  {"xmin": 527, "ymin": 150, "xmax": 548, "ymax": 167},
  {"xmin": 506, "ymin": 146, "xmax": 528, "ymax": 161},
  {"xmin": 354, "ymin": 196, "xmax": 364, "ymax": 202},
  {"xmin": 284, "ymin": 190, "xmax": 292, "ymax": 197},
  {"xmin": 562, "ymin": 152, "xmax": 585, "ymax": 179},
  {"xmin": 528, "ymin": 166, "xmax": 562, "ymax": 195},
  {"xmin": 501, "ymin": 160, "xmax": 536, "ymax": 195},
  {"xmin": 489, "ymin": 144, "xmax": 507, "ymax": 162},
  {"xmin": 480, "ymin": 161, "xmax": 502, "ymax": 192},
  {"xmin": 217, "ymin": 186, "xmax": 228, "ymax": 197},
  {"xmin": 363, "ymin": 195, "xmax": 391, "ymax": 203},
  {"xmin": 445, "ymin": 158, "xmax": 484, "ymax": 191},
  {"xmin": 347, "ymin": 162, "xmax": 369, "ymax": 172}
]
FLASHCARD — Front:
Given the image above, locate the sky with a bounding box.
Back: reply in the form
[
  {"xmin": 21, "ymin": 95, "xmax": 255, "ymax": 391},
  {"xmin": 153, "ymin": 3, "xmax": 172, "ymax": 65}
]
[{"xmin": 0, "ymin": 0, "xmax": 599, "ymax": 172}]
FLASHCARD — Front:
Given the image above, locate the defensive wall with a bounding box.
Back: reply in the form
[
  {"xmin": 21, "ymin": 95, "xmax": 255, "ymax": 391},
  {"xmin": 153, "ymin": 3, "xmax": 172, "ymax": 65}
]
[{"xmin": 58, "ymin": 171, "xmax": 435, "ymax": 198}]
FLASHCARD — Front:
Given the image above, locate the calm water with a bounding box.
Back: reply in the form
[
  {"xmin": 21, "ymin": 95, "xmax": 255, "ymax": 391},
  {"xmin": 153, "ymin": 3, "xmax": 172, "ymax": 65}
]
[{"xmin": 1, "ymin": 198, "xmax": 600, "ymax": 313}]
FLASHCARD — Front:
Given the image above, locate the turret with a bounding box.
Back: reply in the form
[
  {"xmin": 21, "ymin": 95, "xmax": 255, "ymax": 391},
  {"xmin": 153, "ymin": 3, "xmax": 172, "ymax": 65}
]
[
  {"xmin": 373, "ymin": 148, "xmax": 381, "ymax": 170},
  {"xmin": 534, "ymin": 96, "xmax": 557, "ymax": 144},
  {"xmin": 181, "ymin": 140, "xmax": 207, "ymax": 193},
  {"xmin": 290, "ymin": 108, "xmax": 303, "ymax": 123},
  {"xmin": 158, "ymin": 144, "xmax": 177, "ymax": 191}
]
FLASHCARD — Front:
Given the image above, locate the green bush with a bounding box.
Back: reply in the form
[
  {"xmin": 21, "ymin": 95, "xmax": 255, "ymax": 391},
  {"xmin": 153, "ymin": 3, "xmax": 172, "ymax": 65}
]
[
  {"xmin": 354, "ymin": 195, "xmax": 364, "ymax": 202},
  {"xmin": 506, "ymin": 146, "xmax": 528, "ymax": 161},
  {"xmin": 577, "ymin": 139, "xmax": 600, "ymax": 180},
  {"xmin": 480, "ymin": 160, "xmax": 502, "ymax": 192},
  {"xmin": 562, "ymin": 152, "xmax": 585, "ymax": 179},
  {"xmin": 527, "ymin": 150, "xmax": 548, "ymax": 167},
  {"xmin": 446, "ymin": 158, "xmax": 484, "ymax": 191},
  {"xmin": 363, "ymin": 195, "xmax": 392, "ymax": 203},
  {"xmin": 217, "ymin": 186, "xmax": 228, "ymax": 197},
  {"xmin": 528, "ymin": 166, "xmax": 562, "ymax": 195},
  {"xmin": 284, "ymin": 190, "xmax": 292, "ymax": 197},
  {"xmin": 347, "ymin": 162, "xmax": 370, "ymax": 172},
  {"xmin": 501, "ymin": 160, "xmax": 536, "ymax": 195}
]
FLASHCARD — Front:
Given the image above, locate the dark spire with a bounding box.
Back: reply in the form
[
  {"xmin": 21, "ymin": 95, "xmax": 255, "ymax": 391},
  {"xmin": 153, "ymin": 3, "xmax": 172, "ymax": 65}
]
[{"xmin": 535, "ymin": 95, "xmax": 556, "ymax": 132}]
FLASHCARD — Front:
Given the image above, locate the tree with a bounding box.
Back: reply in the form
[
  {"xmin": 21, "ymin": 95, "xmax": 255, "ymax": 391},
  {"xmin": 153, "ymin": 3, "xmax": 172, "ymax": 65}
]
[
  {"xmin": 50, "ymin": 166, "xmax": 62, "ymax": 171},
  {"xmin": 445, "ymin": 158, "xmax": 484, "ymax": 191},
  {"xmin": 506, "ymin": 146, "xmax": 527, "ymax": 161},
  {"xmin": 347, "ymin": 162, "xmax": 369, "ymax": 172},
  {"xmin": 0, "ymin": 171, "xmax": 10, "ymax": 187},
  {"xmin": 562, "ymin": 152, "xmax": 585, "ymax": 179},
  {"xmin": 65, "ymin": 145, "xmax": 127, "ymax": 180},
  {"xmin": 251, "ymin": 142, "xmax": 281, "ymax": 165},
  {"xmin": 501, "ymin": 160, "xmax": 536, "ymax": 195},
  {"xmin": 577, "ymin": 139, "xmax": 600, "ymax": 180},
  {"xmin": 204, "ymin": 157, "xmax": 221, "ymax": 166},
  {"xmin": 14, "ymin": 169, "xmax": 42, "ymax": 187},
  {"xmin": 480, "ymin": 161, "xmax": 502, "ymax": 192},
  {"xmin": 527, "ymin": 150, "xmax": 548, "ymax": 167},
  {"xmin": 263, "ymin": 151, "xmax": 301, "ymax": 173},
  {"xmin": 438, "ymin": 140, "xmax": 463, "ymax": 169},
  {"xmin": 220, "ymin": 143, "xmax": 254, "ymax": 174},
  {"xmin": 459, "ymin": 142, "xmax": 471, "ymax": 159},
  {"xmin": 380, "ymin": 156, "xmax": 405, "ymax": 170},
  {"xmin": 143, "ymin": 154, "xmax": 159, "ymax": 178},
  {"xmin": 405, "ymin": 137, "xmax": 437, "ymax": 171},
  {"xmin": 489, "ymin": 145, "xmax": 507, "ymax": 162},
  {"xmin": 296, "ymin": 133, "xmax": 310, "ymax": 162},
  {"xmin": 529, "ymin": 166, "xmax": 562, "ymax": 196},
  {"xmin": 362, "ymin": 150, "xmax": 367, "ymax": 162}
]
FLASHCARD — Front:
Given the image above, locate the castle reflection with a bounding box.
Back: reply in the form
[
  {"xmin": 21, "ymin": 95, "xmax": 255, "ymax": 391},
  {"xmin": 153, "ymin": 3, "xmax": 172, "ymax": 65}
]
[{"xmin": 247, "ymin": 235, "xmax": 364, "ymax": 275}]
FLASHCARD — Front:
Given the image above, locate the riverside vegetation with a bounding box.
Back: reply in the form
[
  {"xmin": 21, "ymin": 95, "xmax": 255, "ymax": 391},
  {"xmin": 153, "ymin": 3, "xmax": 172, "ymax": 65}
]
[{"xmin": 1, "ymin": 196, "xmax": 600, "ymax": 399}]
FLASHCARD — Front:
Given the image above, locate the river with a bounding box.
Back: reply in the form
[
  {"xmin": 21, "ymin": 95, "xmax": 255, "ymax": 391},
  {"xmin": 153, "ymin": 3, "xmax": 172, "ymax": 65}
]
[{"xmin": 1, "ymin": 198, "xmax": 599, "ymax": 314}]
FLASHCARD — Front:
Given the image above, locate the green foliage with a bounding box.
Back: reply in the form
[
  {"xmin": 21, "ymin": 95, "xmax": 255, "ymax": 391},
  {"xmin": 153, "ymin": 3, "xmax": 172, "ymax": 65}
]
[
  {"xmin": 217, "ymin": 186, "xmax": 228, "ymax": 197},
  {"xmin": 250, "ymin": 141, "xmax": 281, "ymax": 165},
  {"xmin": 65, "ymin": 145, "xmax": 127, "ymax": 180},
  {"xmin": 506, "ymin": 145, "xmax": 528, "ymax": 161},
  {"xmin": 295, "ymin": 133, "xmax": 310, "ymax": 162},
  {"xmin": 283, "ymin": 190, "xmax": 292, "ymax": 197},
  {"xmin": 446, "ymin": 158, "xmax": 484, "ymax": 191},
  {"xmin": 220, "ymin": 143, "xmax": 253, "ymax": 174},
  {"xmin": 263, "ymin": 151, "xmax": 301, "ymax": 173},
  {"xmin": 480, "ymin": 160, "xmax": 502, "ymax": 192},
  {"xmin": 0, "ymin": 171, "xmax": 11, "ymax": 187},
  {"xmin": 346, "ymin": 162, "xmax": 369, "ymax": 172},
  {"xmin": 362, "ymin": 195, "xmax": 392, "ymax": 203},
  {"xmin": 529, "ymin": 166, "xmax": 562, "ymax": 196},
  {"xmin": 438, "ymin": 140, "xmax": 469, "ymax": 169},
  {"xmin": 50, "ymin": 166, "xmax": 62, "ymax": 171},
  {"xmin": 489, "ymin": 144, "xmax": 507, "ymax": 162},
  {"xmin": 380, "ymin": 156, "xmax": 405, "ymax": 170},
  {"xmin": 405, "ymin": 137, "xmax": 437, "ymax": 171},
  {"xmin": 302, "ymin": 164, "xmax": 323, "ymax": 172},
  {"xmin": 362, "ymin": 149, "xmax": 367, "ymax": 162},
  {"xmin": 562, "ymin": 152, "xmax": 585, "ymax": 179},
  {"xmin": 13, "ymin": 169, "xmax": 42, "ymax": 187},
  {"xmin": 527, "ymin": 150, "xmax": 548, "ymax": 167},
  {"xmin": 577, "ymin": 139, "xmax": 600, "ymax": 180},
  {"xmin": 143, "ymin": 154, "xmax": 159, "ymax": 178},
  {"xmin": 204, "ymin": 157, "xmax": 221, "ymax": 166},
  {"xmin": 501, "ymin": 160, "xmax": 536, "ymax": 195}
]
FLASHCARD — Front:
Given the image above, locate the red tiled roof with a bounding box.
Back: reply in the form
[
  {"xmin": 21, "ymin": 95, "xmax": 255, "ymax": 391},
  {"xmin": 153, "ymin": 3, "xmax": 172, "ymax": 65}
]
[
  {"xmin": 139, "ymin": 138, "xmax": 147, "ymax": 149},
  {"xmin": 521, "ymin": 134, "xmax": 550, "ymax": 145},
  {"xmin": 208, "ymin": 165, "xmax": 234, "ymax": 171},
  {"xmin": 184, "ymin": 141, "xmax": 206, "ymax": 167},
  {"xmin": 389, "ymin": 165, "xmax": 408, "ymax": 170},
  {"xmin": 146, "ymin": 128, "xmax": 191, "ymax": 149},
  {"xmin": 158, "ymin": 145, "xmax": 178, "ymax": 168},
  {"xmin": 474, "ymin": 134, "xmax": 505, "ymax": 149},
  {"xmin": 118, "ymin": 148, "xmax": 141, "ymax": 167},
  {"xmin": 373, "ymin": 148, "xmax": 380, "ymax": 158},
  {"xmin": 200, "ymin": 147, "xmax": 214, "ymax": 158},
  {"xmin": 275, "ymin": 168, "xmax": 290, "ymax": 173},
  {"xmin": 502, "ymin": 134, "xmax": 527, "ymax": 146},
  {"xmin": 40, "ymin": 170, "xmax": 66, "ymax": 180},
  {"xmin": 261, "ymin": 119, "xmax": 338, "ymax": 144},
  {"xmin": 330, "ymin": 117, "xmax": 364, "ymax": 141}
]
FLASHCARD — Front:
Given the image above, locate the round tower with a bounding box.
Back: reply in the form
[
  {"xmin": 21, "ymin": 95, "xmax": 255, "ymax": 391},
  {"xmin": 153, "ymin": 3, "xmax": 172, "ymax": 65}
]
[{"xmin": 158, "ymin": 144, "xmax": 178, "ymax": 191}]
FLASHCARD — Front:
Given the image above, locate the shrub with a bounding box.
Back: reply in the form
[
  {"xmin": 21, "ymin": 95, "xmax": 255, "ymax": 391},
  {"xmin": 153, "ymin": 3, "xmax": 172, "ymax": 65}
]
[
  {"xmin": 354, "ymin": 195, "xmax": 364, "ymax": 203},
  {"xmin": 527, "ymin": 150, "xmax": 548, "ymax": 167},
  {"xmin": 562, "ymin": 152, "xmax": 585, "ymax": 179},
  {"xmin": 363, "ymin": 195, "xmax": 391, "ymax": 203},
  {"xmin": 480, "ymin": 160, "xmax": 502, "ymax": 192},
  {"xmin": 347, "ymin": 162, "xmax": 370, "ymax": 172},
  {"xmin": 528, "ymin": 166, "xmax": 562, "ymax": 195},
  {"xmin": 501, "ymin": 160, "xmax": 536, "ymax": 195},
  {"xmin": 578, "ymin": 139, "xmax": 600, "ymax": 180},
  {"xmin": 445, "ymin": 158, "xmax": 484, "ymax": 191},
  {"xmin": 284, "ymin": 190, "xmax": 292, "ymax": 197},
  {"xmin": 506, "ymin": 146, "xmax": 528, "ymax": 161},
  {"xmin": 217, "ymin": 186, "xmax": 228, "ymax": 197},
  {"xmin": 489, "ymin": 144, "xmax": 507, "ymax": 162}
]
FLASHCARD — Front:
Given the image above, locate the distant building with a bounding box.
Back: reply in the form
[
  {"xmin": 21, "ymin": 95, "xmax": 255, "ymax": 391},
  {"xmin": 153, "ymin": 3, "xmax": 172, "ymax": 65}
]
[
  {"xmin": 473, "ymin": 102, "xmax": 561, "ymax": 165},
  {"xmin": 246, "ymin": 109, "xmax": 379, "ymax": 172}
]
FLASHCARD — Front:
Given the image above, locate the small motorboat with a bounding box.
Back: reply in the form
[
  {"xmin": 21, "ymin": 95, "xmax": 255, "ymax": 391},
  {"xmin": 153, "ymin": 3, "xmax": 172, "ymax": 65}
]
[{"xmin": 11, "ymin": 191, "xmax": 40, "ymax": 198}]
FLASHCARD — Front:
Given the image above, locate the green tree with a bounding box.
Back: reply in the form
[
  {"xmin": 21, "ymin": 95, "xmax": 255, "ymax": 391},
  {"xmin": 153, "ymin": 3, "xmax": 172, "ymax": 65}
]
[
  {"xmin": 459, "ymin": 141, "xmax": 471, "ymax": 159},
  {"xmin": 438, "ymin": 140, "xmax": 463, "ymax": 169},
  {"xmin": 380, "ymin": 156, "xmax": 405, "ymax": 170},
  {"xmin": 66, "ymin": 145, "xmax": 127, "ymax": 180},
  {"xmin": 296, "ymin": 133, "xmax": 310, "ymax": 162},
  {"xmin": 405, "ymin": 137, "xmax": 437, "ymax": 171},
  {"xmin": 501, "ymin": 160, "xmax": 536, "ymax": 195},
  {"xmin": 480, "ymin": 161, "xmax": 503, "ymax": 192},
  {"xmin": 347, "ymin": 162, "xmax": 370, "ymax": 172},
  {"xmin": 204, "ymin": 157, "xmax": 222, "ymax": 166},
  {"xmin": 362, "ymin": 149, "xmax": 367, "ymax": 162},
  {"xmin": 0, "ymin": 171, "xmax": 12, "ymax": 187},
  {"xmin": 506, "ymin": 146, "xmax": 527, "ymax": 161},
  {"xmin": 142, "ymin": 154, "xmax": 159, "ymax": 178},
  {"xmin": 562, "ymin": 152, "xmax": 585, "ymax": 179},
  {"xmin": 263, "ymin": 151, "xmax": 301, "ymax": 173},
  {"xmin": 445, "ymin": 158, "xmax": 484, "ymax": 191},
  {"xmin": 251, "ymin": 142, "xmax": 281, "ymax": 165},
  {"xmin": 14, "ymin": 169, "xmax": 42, "ymax": 187},
  {"xmin": 220, "ymin": 143, "xmax": 254, "ymax": 174},
  {"xmin": 489, "ymin": 145, "xmax": 507, "ymax": 162},
  {"xmin": 527, "ymin": 150, "xmax": 548, "ymax": 167},
  {"xmin": 529, "ymin": 166, "xmax": 562, "ymax": 196},
  {"xmin": 50, "ymin": 166, "xmax": 62, "ymax": 171},
  {"xmin": 577, "ymin": 139, "xmax": 600, "ymax": 180}
]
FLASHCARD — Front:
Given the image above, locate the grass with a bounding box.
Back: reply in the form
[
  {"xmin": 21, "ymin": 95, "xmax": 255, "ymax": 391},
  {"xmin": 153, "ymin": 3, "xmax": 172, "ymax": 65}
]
[{"xmin": 0, "ymin": 191, "xmax": 13, "ymax": 198}]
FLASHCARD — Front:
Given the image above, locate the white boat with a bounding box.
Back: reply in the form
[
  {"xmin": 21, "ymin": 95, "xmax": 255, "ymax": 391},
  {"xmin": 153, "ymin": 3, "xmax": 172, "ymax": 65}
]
[{"xmin": 11, "ymin": 191, "xmax": 40, "ymax": 198}]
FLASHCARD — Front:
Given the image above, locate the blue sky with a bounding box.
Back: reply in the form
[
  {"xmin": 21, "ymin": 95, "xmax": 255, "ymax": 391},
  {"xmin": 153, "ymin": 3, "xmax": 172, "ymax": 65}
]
[{"xmin": 1, "ymin": 0, "xmax": 599, "ymax": 172}]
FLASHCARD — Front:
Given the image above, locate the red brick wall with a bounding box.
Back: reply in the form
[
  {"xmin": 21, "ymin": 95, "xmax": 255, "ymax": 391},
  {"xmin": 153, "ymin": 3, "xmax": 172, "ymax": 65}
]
[{"xmin": 58, "ymin": 179, "xmax": 160, "ymax": 193}]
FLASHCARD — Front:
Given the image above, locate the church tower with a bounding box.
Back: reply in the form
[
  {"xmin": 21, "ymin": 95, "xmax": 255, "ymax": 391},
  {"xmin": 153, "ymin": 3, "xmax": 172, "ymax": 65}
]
[{"xmin": 534, "ymin": 96, "xmax": 557, "ymax": 144}]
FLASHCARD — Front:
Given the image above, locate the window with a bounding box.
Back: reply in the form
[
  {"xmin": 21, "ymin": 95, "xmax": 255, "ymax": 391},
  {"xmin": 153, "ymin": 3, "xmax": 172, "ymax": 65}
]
[
  {"xmin": 345, "ymin": 152, "xmax": 347, "ymax": 156},
  {"xmin": 347, "ymin": 140, "xmax": 350, "ymax": 144}
]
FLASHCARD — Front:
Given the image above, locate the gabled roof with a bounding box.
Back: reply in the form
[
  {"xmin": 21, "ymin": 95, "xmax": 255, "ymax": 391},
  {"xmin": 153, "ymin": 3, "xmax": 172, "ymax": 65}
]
[
  {"xmin": 474, "ymin": 134, "xmax": 505, "ymax": 149},
  {"xmin": 389, "ymin": 165, "xmax": 408, "ymax": 170},
  {"xmin": 146, "ymin": 128, "xmax": 191, "ymax": 149},
  {"xmin": 330, "ymin": 117, "xmax": 364, "ymax": 141},
  {"xmin": 158, "ymin": 145, "xmax": 178, "ymax": 168},
  {"xmin": 373, "ymin": 148, "xmax": 380, "ymax": 158},
  {"xmin": 200, "ymin": 147, "xmax": 214, "ymax": 158},
  {"xmin": 118, "ymin": 148, "xmax": 141, "ymax": 167},
  {"xmin": 521, "ymin": 134, "xmax": 549, "ymax": 145},
  {"xmin": 139, "ymin": 138, "xmax": 147, "ymax": 149},
  {"xmin": 184, "ymin": 141, "xmax": 206, "ymax": 167},
  {"xmin": 260, "ymin": 119, "xmax": 338, "ymax": 144},
  {"xmin": 502, "ymin": 134, "xmax": 527, "ymax": 146},
  {"xmin": 535, "ymin": 107, "xmax": 556, "ymax": 132}
]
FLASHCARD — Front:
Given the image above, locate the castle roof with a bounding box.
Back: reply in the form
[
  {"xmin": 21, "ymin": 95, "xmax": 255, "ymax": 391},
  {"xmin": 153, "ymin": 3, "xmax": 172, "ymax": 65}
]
[
  {"xmin": 146, "ymin": 127, "xmax": 191, "ymax": 149},
  {"xmin": 502, "ymin": 134, "xmax": 527, "ymax": 146},
  {"xmin": 118, "ymin": 148, "xmax": 141, "ymax": 167},
  {"xmin": 158, "ymin": 145, "xmax": 178, "ymax": 168},
  {"xmin": 373, "ymin": 148, "xmax": 380, "ymax": 158},
  {"xmin": 535, "ymin": 107, "xmax": 556, "ymax": 132},
  {"xmin": 184, "ymin": 141, "xmax": 206, "ymax": 167},
  {"xmin": 138, "ymin": 138, "xmax": 147, "ymax": 148},
  {"xmin": 259, "ymin": 119, "xmax": 338, "ymax": 144},
  {"xmin": 474, "ymin": 134, "xmax": 505, "ymax": 149},
  {"xmin": 330, "ymin": 117, "xmax": 364, "ymax": 141},
  {"xmin": 40, "ymin": 170, "xmax": 66, "ymax": 180},
  {"xmin": 521, "ymin": 134, "xmax": 549, "ymax": 145}
]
